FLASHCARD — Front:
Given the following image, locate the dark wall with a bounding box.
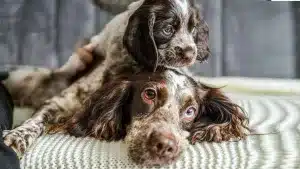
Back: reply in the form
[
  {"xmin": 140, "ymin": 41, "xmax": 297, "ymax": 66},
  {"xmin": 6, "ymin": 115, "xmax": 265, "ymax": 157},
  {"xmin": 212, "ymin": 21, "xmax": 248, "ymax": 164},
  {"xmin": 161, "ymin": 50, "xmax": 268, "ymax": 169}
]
[
  {"xmin": 292, "ymin": 2, "xmax": 300, "ymax": 78},
  {"xmin": 0, "ymin": 0, "xmax": 297, "ymax": 78}
]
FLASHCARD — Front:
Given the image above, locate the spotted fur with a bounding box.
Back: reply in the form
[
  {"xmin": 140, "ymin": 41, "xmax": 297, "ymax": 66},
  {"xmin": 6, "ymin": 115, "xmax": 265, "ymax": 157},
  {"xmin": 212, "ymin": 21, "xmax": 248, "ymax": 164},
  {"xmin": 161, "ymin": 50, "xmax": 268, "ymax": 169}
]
[
  {"xmin": 2, "ymin": 39, "xmax": 94, "ymax": 108},
  {"xmin": 2, "ymin": 0, "xmax": 211, "ymax": 160},
  {"xmin": 48, "ymin": 68, "xmax": 248, "ymax": 166}
]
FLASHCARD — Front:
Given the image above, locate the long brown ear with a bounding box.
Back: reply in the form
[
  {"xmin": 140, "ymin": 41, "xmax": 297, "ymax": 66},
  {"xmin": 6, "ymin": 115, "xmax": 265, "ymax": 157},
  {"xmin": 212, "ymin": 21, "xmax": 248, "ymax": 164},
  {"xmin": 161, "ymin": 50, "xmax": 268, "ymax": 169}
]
[
  {"xmin": 190, "ymin": 85, "xmax": 249, "ymax": 143},
  {"xmin": 123, "ymin": 2, "xmax": 158, "ymax": 72},
  {"xmin": 191, "ymin": 4, "xmax": 210, "ymax": 62},
  {"xmin": 57, "ymin": 80, "xmax": 132, "ymax": 141}
]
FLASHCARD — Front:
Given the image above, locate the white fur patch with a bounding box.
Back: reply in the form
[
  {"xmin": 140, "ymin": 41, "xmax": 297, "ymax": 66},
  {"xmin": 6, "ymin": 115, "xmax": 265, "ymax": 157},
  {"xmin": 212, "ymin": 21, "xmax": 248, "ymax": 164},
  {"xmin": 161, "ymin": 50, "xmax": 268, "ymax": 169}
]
[
  {"xmin": 165, "ymin": 70, "xmax": 189, "ymax": 94},
  {"xmin": 165, "ymin": 70, "xmax": 194, "ymax": 104},
  {"xmin": 175, "ymin": 0, "xmax": 189, "ymax": 16}
]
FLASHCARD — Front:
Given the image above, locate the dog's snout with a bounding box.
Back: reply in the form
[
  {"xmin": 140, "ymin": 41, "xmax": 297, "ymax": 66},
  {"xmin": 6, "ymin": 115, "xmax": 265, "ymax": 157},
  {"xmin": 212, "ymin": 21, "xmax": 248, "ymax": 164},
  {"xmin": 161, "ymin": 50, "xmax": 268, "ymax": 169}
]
[
  {"xmin": 175, "ymin": 46, "xmax": 196, "ymax": 60},
  {"xmin": 127, "ymin": 121, "xmax": 187, "ymax": 166},
  {"xmin": 174, "ymin": 46, "xmax": 182, "ymax": 54},
  {"xmin": 149, "ymin": 130, "xmax": 178, "ymax": 157}
]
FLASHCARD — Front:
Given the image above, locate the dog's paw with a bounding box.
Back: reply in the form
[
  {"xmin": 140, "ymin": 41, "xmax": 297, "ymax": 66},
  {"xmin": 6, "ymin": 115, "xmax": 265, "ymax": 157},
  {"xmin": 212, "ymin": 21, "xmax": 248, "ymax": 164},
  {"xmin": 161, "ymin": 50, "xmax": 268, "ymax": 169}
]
[
  {"xmin": 3, "ymin": 129, "xmax": 28, "ymax": 158},
  {"xmin": 3, "ymin": 123, "xmax": 44, "ymax": 158}
]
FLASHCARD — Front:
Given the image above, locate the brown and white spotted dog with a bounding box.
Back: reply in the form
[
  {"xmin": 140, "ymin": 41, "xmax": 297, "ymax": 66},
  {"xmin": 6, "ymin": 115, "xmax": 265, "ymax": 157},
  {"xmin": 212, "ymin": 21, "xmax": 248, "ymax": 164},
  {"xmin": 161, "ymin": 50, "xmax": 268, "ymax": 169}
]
[
  {"xmin": 2, "ymin": 0, "xmax": 212, "ymax": 158},
  {"xmin": 46, "ymin": 68, "xmax": 248, "ymax": 166}
]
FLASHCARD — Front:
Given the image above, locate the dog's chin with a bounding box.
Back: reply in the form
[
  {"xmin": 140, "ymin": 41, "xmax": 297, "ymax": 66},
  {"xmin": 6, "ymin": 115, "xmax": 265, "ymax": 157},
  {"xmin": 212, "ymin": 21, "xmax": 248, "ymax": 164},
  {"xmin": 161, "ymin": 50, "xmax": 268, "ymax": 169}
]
[
  {"xmin": 158, "ymin": 56, "xmax": 197, "ymax": 68},
  {"xmin": 157, "ymin": 50, "xmax": 197, "ymax": 68}
]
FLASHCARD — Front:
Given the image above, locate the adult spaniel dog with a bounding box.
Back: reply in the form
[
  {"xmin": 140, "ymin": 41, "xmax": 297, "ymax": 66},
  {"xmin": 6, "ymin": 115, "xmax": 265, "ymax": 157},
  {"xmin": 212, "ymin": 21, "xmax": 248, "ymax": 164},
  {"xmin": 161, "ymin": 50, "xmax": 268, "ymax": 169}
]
[{"xmin": 50, "ymin": 67, "xmax": 248, "ymax": 166}]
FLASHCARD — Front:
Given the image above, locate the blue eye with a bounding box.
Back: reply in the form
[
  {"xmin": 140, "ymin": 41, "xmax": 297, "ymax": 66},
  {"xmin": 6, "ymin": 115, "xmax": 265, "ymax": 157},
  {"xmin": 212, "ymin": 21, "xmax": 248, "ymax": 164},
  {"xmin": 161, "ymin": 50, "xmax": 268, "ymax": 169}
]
[{"xmin": 184, "ymin": 107, "xmax": 196, "ymax": 118}]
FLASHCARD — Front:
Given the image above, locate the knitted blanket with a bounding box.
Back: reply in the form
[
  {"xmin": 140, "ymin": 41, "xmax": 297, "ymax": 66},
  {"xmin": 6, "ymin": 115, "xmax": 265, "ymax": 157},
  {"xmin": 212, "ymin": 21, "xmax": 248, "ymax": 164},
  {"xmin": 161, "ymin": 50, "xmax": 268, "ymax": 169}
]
[
  {"xmin": 16, "ymin": 77, "xmax": 300, "ymax": 169},
  {"xmin": 18, "ymin": 94, "xmax": 300, "ymax": 169}
]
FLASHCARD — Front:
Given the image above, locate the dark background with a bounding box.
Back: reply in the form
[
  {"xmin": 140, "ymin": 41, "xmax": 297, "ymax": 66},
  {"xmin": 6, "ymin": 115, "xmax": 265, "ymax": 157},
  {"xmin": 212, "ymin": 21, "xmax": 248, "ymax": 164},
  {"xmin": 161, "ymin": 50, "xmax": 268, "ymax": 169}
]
[{"xmin": 0, "ymin": 0, "xmax": 299, "ymax": 78}]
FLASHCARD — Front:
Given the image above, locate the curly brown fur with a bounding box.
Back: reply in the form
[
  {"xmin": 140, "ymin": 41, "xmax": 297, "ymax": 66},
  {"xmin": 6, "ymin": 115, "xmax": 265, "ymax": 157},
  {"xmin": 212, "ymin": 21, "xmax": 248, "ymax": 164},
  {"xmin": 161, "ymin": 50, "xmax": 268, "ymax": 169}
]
[{"xmin": 190, "ymin": 86, "xmax": 249, "ymax": 143}]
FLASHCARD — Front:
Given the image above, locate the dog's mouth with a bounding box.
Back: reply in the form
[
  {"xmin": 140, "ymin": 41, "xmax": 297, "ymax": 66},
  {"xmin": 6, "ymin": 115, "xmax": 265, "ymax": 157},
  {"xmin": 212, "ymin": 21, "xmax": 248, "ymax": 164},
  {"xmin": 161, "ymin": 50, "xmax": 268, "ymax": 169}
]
[{"xmin": 158, "ymin": 49, "xmax": 197, "ymax": 68}]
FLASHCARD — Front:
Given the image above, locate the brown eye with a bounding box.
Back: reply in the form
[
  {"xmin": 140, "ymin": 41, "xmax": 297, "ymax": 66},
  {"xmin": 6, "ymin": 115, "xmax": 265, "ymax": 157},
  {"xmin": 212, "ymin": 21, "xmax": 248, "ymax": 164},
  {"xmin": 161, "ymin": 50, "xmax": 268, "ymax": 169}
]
[
  {"xmin": 163, "ymin": 25, "xmax": 175, "ymax": 36},
  {"xmin": 143, "ymin": 88, "xmax": 156, "ymax": 100},
  {"xmin": 184, "ymin": 107, "xmax": 197, "ymax": 119}
]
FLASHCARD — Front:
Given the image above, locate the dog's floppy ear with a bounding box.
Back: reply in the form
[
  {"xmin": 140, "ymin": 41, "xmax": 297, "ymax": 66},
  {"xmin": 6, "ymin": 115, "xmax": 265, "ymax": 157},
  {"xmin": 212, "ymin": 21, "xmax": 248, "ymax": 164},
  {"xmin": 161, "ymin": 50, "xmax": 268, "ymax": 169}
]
[
  {"xmin": 190, "ymin": 4, "xmax": 210, "ymax": 62},
  {"xmin": 60, "ymin": 80, "xmax": 132, "ymax": 141},
  {"xmin": 189, "ymin": 84, "xmax": 249, "ymax": 143},
  {"xmin": 123, "ymin": 2, "xmax": 158, "ymax": 72}
]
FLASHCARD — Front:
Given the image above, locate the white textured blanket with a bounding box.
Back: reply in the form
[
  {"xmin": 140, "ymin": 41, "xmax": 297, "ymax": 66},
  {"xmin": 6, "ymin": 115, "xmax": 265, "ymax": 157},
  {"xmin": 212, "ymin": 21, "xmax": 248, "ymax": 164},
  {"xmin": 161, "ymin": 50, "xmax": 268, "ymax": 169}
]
[{"xmin": 20, "ymin": 93, "xmax": 300, "ymax": 169}]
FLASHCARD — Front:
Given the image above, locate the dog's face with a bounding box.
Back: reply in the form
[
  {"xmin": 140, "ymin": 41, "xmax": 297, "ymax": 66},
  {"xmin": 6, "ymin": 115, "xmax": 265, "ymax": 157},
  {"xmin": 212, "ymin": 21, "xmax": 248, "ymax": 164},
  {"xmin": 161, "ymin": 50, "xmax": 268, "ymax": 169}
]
[
  {"xmin": 124, "ymin": 0, "xmax": 210, "ymax": 71},
  {"xmin": 63, "ymin": 68, "xmax": 248, "ymax": 166},
  {"xmin": 123, "ymin": 70, "xmax": 202, "ymax": 165}
]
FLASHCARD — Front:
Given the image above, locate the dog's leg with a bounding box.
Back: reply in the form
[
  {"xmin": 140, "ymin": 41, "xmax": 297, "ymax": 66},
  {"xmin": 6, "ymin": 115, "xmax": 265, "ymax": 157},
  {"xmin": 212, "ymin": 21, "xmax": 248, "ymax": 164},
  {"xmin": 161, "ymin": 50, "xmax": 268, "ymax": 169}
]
[
  {"xmin": 3, "ymin": 31, "xmax": 108, "ymax": 157},
  {"xmin": 3, "ymin": 59, "xmax": 108, "ymax": 158}
]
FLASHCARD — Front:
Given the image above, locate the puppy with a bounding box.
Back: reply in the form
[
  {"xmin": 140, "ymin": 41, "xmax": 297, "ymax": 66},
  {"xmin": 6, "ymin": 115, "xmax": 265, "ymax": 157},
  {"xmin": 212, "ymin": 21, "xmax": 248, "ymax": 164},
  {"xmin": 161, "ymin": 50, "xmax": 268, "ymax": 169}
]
[
  {"xmin": 3, "ymin": 0, "xmax": 209, "ymax": 109},
  {"xmin": 3, "ymin": 0, "xmax": 211, "ymax": 157},
  {"xmin": 50, "ymin": 68, "xmax": 248, "ymax": 166}
]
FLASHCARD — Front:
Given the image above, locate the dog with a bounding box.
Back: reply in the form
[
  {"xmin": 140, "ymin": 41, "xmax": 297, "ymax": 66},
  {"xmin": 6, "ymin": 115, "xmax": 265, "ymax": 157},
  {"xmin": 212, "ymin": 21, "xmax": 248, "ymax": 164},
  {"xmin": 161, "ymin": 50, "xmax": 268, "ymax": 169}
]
[
  {"xmin": 88, "ymin": 0, "xmax": 210, "ymax": 70},
  {"xmin": 2, "ymin": 0, "xmax": 211, "ymax": 158},
  {"xmin": 48, "ymin": 67, "xmax": 248, "ymax": 166},
  {"xmin": 3, "ymin": 0, "xmax": 209, "ymax": 110}
]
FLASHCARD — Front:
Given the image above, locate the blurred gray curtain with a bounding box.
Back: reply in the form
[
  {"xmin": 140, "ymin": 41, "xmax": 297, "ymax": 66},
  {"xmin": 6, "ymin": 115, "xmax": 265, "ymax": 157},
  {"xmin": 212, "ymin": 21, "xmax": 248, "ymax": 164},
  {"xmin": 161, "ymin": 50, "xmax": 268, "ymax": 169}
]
[
  {"xmin": 0, "ymin": 0, "xmax": 297, "ymax": 78},
  {"xmin": 292, "ymin": 2, "xmax": 300, "ymax": 78}
]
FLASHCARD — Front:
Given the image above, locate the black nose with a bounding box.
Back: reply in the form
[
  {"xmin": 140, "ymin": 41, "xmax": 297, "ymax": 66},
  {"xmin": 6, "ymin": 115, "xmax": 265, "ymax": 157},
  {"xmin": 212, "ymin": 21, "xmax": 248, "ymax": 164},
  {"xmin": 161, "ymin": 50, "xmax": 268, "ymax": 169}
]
[
  {"xmin": 174, "ymin": 46, "xmax": 195, "ymax": 60},
  {"xmin": 148, "ymin": 130, "xmax": 178, "ymax": 157}
]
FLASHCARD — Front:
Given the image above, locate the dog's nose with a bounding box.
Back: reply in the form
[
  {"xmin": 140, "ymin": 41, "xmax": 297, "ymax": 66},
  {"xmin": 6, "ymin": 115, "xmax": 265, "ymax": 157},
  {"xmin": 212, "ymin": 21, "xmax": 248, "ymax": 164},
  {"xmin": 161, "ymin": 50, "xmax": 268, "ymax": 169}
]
[
  {"xmin": 175, "ymin": 46, "xmax": 196, "ymax": 60},
  {"xmin": 149, "ymin": 130, "xmax": 178, "ymax": 157}
]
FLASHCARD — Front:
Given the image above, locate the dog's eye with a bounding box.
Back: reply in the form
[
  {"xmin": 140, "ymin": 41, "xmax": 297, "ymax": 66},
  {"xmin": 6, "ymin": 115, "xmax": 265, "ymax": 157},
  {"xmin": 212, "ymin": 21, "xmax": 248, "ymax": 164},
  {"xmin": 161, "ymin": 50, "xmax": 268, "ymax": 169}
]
[
  {"xmin": 183, "ymin": 107, "xmax": 197, "ymax": 119},
  {"xmin": 163, "ymin": 25, "xmax": 175, "ymax": 36},
  {"xmin": 143, "ymin": 88, "xmax": 157, "ymax": 100}
]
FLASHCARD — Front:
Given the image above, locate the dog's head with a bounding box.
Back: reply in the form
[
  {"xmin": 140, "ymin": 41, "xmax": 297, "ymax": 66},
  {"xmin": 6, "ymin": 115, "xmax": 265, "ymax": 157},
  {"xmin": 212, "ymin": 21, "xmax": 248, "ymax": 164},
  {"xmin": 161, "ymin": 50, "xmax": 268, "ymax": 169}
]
[
  {"xmin": 62, "ymin": 68, "xmax": 248, "ymax": 166},
  {"xmin": 123, "ymin": 0, "xmax": 210, "ymax": 71}
]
